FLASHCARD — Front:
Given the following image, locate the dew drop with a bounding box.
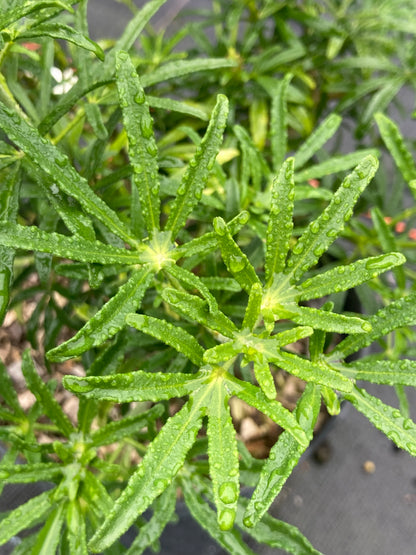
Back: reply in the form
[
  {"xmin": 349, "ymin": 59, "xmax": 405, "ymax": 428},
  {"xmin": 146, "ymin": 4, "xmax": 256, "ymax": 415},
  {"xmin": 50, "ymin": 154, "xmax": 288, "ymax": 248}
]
[
  {"xmin": 189, "ymin": 158, "xmax": 197, "ymax": 168},
  {"xmin": 229, "ymin": 255, "xmax": 246, "ymax": 273},
  {"xmin": 403, "ymin": 418, "xmax": 414, "ymax": 430},
  {"xmin": 342, "ymin": 179, "xmax": 351, "ymax": 189},
  {"xmin": 218, "ymin": 508, "xmax": 235, "ymax": 530},
  {"xmin": 140, "ymin": 116, "xmax": 153, "ymax": 139},
  {"xmin": 146, "ymin": 143, "xmax": 158, "ymax": 157},
  {"xmin": 176, "ymin": 183, "xmax": 186, "ymax": 195},
  {"xmin": 218, "ymin": 482, "xmax": 238, "ymax": 504},
  {"xmin": 243, "ymin": 515, "xmax": 254, "ymax": 528},
  {"xmin": 310, "ymin": 221, "xmax": 320, "ymax": 234},
  {"xmin": 214, "ymin": 218, "xmax": 227, "ymax": 236},
  {"xmin": 292, "ymin": 242, "xmax": 304, "ymax": 255},
  {"xmin": 134, "ymin": 90, "xmax": 146, "ymax": 104},
  {"xmin": 55, "ymin": 156, "xmax": 67, "ymax": 168}
]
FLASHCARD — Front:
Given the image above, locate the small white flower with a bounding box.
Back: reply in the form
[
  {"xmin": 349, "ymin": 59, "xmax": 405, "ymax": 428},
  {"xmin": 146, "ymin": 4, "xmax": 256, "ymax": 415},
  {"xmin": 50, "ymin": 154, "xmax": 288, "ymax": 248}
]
[{"xmin": 50, "ymin": 66, "xmax": 78, "ymax": 95}]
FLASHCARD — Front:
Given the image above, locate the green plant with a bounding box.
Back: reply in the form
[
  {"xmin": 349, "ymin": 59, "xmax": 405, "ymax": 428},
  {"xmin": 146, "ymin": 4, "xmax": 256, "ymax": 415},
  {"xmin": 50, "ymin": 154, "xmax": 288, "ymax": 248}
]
[{"xmin": 1, "ymin": 2, "xmax": 416, "ymax": 555}]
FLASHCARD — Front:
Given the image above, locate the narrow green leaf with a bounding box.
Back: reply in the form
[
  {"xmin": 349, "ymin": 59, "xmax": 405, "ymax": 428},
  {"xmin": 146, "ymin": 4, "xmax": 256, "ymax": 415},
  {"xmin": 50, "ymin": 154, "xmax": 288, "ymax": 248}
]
[
  {"xmin": 270, "ymin": 74, "xmax": 292, "ymax": 172},
  {"xmin": 329, "ymin": 292, "xmax": 416, "ymax": 360},
  {"xmin": 203, "ymin": 342, "xmax": 240, "ymax": 365},
  {"xmin": 147, "ymin": 95, "xmax": 208, "ymax": 120},
  {"xmin": 25, "ymin": 160, "xmax": 95, "ymax": 240},
  {"xmin": 321, "ymin": 385, "xmax": 340, "ymax": 416},
  {"xmin": 294, "ymin": 150, "xmax": 379, "ymax": 183},
  {"xmin": 182, "ymin": 480, "xmax": 256, "ymax": 555},
  {"xmin": 91, "ymin": 404, "xmax": 164, "ymax": 447},
  {"xmin": 166, "ymin": 263, "xmax": 218, "ymax": 312},
  {"xmin": 0, "ymin": 490, "xmax": 54, "ymax": 545},
  {"xmin": 166, "ymin": 95, "xmax": 229, "ymax": 238},
  {"xmin": 290, "ymin": 305, "xmax": 371, "ymax": 334},
  {"xmin": 162, "ymin": 288, "xmax": 237, "ymax": 337},
  {"xmin": 371, "ymin": 208, "xmax": 406, "ymax": 289},
  {"xmin": 30, "ymin": 501, "xmax": 66, "ymax": 555},
  {"xmin": 237, "ymin": 498, "xmax": 324, "ymax": 555},
  {"xmin": 234, "ymin": 124, "xmax": 269, "ymax": 192},
  {"xmin": 271, "ymin": 350, "xmax": 353, "ymax": 392},
  {"xmin": 294, "ymin": 113, "xmax": 342, "ymax": 170},
  {"xmin": 200, "ymin": 276, "xmax": 241, "ymax": 292},
  {"xmin": 272, "ymin": 326, "xmax": 314, "ymax": 347},
  {"xmin": 0, "ymin": 163, "xmax": 20, "ymax": 323},
  {"xmin": 0, "ymin": 360, "xmax": 23, "ymax": 416},
  {"xmin": 298, "ymin": 252, "xmax": 406, "ymax": 301},
  {"xmin": 375, "ymin": 112, "xmax": 416, "ymax": 182},
  {"xmin": 207, "ymin": 381, "xmax": 239, "ymax": 531},
  {"xmin": 66, "ymin": 500, "xmax": 88, "ymax": 555},
  {"xmin": 265, "ymin": 158, "xmax": 294, "ymax": 283},
  {"xmin": 88, "ymin": 392, "xmax": 207, "ymax": 552},
  {"xmin": 286, "ymin": 155, "xmax": 379, "ymax": 281},
  {"xmin": 0, "ymin": 462, "xmax": 63, "ymax": 484},
  {"xmin": 340, "ymin": 359, "xmax": 416, "ymax": 387},
  {"xmin": 243, "ymin": 384, "xmax": 320, "ymax": 528},
  {"xmin": 345, "ymin": 386, "xmax": 416, "ymax": 457},
  {"xmin": 174, "ymin": 211, "xmax": 250, "ymax": 261},
  {"xmin": 214, "ymin": 217, "xmax": 261, "ymax": 294},
  {"xmin": 126, "ymin": 313, "xmax": 204, "ymax": 366},
  {"xmin": 81, "ymin": 471, "xmax": 113, "ymax": 518},
  {"xmin": 21, "ymin": 350, "xmax": 73, "ymax": 437},
  {"xmin": 242, "ymin": 283, "xmax": 263, "ymax": 331},
  {"xmin": 116, "ymin": 51, "xmax": 160, "ymax": 236},
  {"xmin": 0, "ymin": 103, "xmax": 136, "ymax": 246},
  {"xmin": 0, "ymin": 223, "xmax": 141, "ymax": 264},
  {"xmin": 253, "ymin": 360, "xmax": 276, "ymax": 400},
  {"xmin": 224, "ymin": 374, "xmax": 308, "ymax": 447},
  {"xmin": 17, "ymin": 24, "xmax": 104, "ymax": 60},
  {"xmin": 84, "ymin": 102, "xmax": 108, "ymax": 140},
  {"xmin": 64, "ymin": 370, "xmax": 205, "ymax": 403},
  {"xmin": 125, "ymin": 484, "xmax": 177, "ymax": 555},
  {"xmin": 141, "ymin": 58, "xmax": 238, "ymax": 89},
  {"xmin": 47, "ymin": 267, "xmax": 152, "ymax": 362},
  {"xmin": 0, "ymin": 0, "xmax": 73, "ymax": 30}
]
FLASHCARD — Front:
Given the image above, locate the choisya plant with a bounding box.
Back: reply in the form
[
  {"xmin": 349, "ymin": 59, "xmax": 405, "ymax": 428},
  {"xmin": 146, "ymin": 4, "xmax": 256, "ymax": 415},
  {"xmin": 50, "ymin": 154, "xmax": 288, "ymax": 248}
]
[{"xmin": 1, "ymin": 2, "xmax": 416, "ymax": 555}]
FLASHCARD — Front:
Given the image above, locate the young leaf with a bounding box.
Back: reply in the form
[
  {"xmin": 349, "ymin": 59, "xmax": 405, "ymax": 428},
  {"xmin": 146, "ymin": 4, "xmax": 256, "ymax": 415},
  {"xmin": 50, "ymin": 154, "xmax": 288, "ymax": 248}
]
[
  {"xmin": 270, "ymin": 74, "xmax": 292, "ymax": 172},
  {"xmin": 182, "ymin": 480, "xmax": 256, "ymax": 555},
  {"xmin": 63, "ymin": 370, "xmax": 205, "ymax": 403},
  {"xmin": 243, "ymin": 384, "xmax": 320, "ymax": 528},
  {"xmin": 165, "ymin": 94, "xmax": 229, "ymax": 239},
  {"xmin": 29, "ymin": 501, "xmax": 66, "ymax": 555},
  {"xmin": 47, "ymin": 267, "xmax": 153, "ymax": 362},
  {"xmin": 294, "ymin": 113, "xmax": 342, "ymax": 170},
  {"xmin": 126, "ymin": 313, "xmax": 204, "ymax": 366},
  {"xmin": 125, "ymin": 484, "xmax": 177, "ymax": 555},
  {"xmin": 88, "ymin": 391, "xmax": 207, "ymax": 552},
  {"xmin": 265, "ymin": 158, "xmax": 294, "ymax": 284},
  {"xmin": 0, "ymin": 490, "xmax": 55, "ymax": 545},
  {"xmin": 253, "ymin": 359, "xmax": 276, "ymax": 400},
  {"xmin": 340, "ymin": 359, "xmax": 416, "ymax": 387},
  {"xmin": 0, "ymin": 103, "xmax": 136, "ymax": 246},
  {"xmin": 286, "ymin": 155, "xmax": 379, "ymax": 281},
  {"xmin": 166, "ymin": 263, "xmax": 219, "ymax": 312},
  {"xmin": 344, "ymin": 386, "xmax": 416, "ymax": 457},
  {"xmin": 375, "ymin": 112, "xmax": 416, "ymax": 182},
  {"xmin": 21, "ymin": 350, "xmax": 73, "ymax": 437},
  {"xmin": 298, "ymin": 252, "xmax": 406, "ymax": 301},
  {"xmin": 161, "ymin": 288, "xmax": 237, "ymax": 337},
  {"xmin": 116, "ymin": 51, "xmax": 160, "ymax": 236},
  {"xmin": 242, "ymin": 283, "xmax": 263, "ymax": 331},
  {"xmin": 214, "ymin": 217, "xmax": 261, "ymax": 294},
  {"xmin": 207, "ymin": 380, "xmax": 240, "ymax": 530},
  {"xmin": 224, "ymin": 374, "xmax": 308, "ymax": 447},
  {"xmin": 66, "ymin": 499, "xmax": 88, "ymax": 555},
  {"xmin": 203, "ymin": 342, "xmax": 240, "ymax": 365},
  {"xmin": 329, "ymin": 292, "xmax": 416, "ymax": 360}
]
